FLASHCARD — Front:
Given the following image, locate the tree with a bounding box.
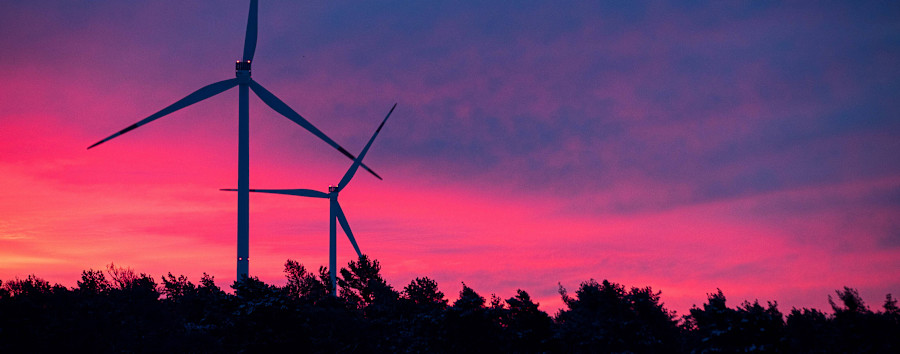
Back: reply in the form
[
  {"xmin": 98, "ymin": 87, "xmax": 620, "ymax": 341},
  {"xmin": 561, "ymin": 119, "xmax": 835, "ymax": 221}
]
[
  {"xmin": 198, "ymin": 272, "xmax": 224, "ymax": 296},
  {"xmin": 228, "ymin": 276, "xmax": 305, "ymax": 351},
  {"xmin": 830, "ymin": 286, "xmax": 869, "ymax": 315},
  {"xmin": 101, "ymin": 263, "xmax": 169, "ymax": 351},
  {"xmin": 880, "ymin": 294, "xmax": 900, "ymax": 350},
  {"xmin": 161, "ymin": 273, "xmax": 196, "ymax": 301},
  {"xmin": 399, "ymin": 277, "xmax": 449, "ymax": 351},
  {"xmin": 402, "ymin": 277, "xmax": 448, "ymax": 310},
  {"xmin": 8, "ymin": 260, "xmax": 900, "ymax": 352},
  {"xmin": 76, "ymin": 269, "xmax": 110, "ymax": 295},
  {"xmin": 338, "ymin": 255, "xmax": 399, "ymax": 313},
  {"xmin": 556, "ymin": 279, "xmax": 681, "ymax": 352},
  {"xmin": 454, "ymin": 282, "xmax": 486, "ymax": 310},
  {"xmin": 105, "ymin": 263, "xmax": 158, "ymax": 299},
  {"xmin": 443, "ymin": 283, "xmax": 503, "ymax": 352},
  {"xmin": 283, "ymin": 259, "xmax": 330, "ymax": 304},
  {"xmin": 828, "ymin": 287, "xmax": 900, "ymax": 352},
  {"xmin": 884, "ymin": 294, "xmax": 899, "ymax": 317},
  {"xmin": 786, "ymin": 307, "xmax": 832, "ymax": 352},
  {"xmin": 335, "ymin": 256, "xmax": 400, "ymax": 351},
  {"xmin": 1, "ymin": 275, "xmax": 52, "ymax": 297},
  {"xmin": 0, "ymin": 275, "xmax": 71, "ymax": 352},
  {"xmin": 503, "ymin": 289, "xmax": 554, "ymax": 352},
  {"xmin": 735, "ymin": 300, "xmax": 785, "ymax": 351},
  {"xmin": 686, "ymin": 289, "xmax": 784, "ymax": 352}
]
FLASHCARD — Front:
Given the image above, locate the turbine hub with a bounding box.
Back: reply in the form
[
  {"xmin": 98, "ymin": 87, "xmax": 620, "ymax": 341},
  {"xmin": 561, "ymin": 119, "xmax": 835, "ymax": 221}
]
[{"xmin": 235, "ymin": 60, "xmax": 251, "ymax": 81}]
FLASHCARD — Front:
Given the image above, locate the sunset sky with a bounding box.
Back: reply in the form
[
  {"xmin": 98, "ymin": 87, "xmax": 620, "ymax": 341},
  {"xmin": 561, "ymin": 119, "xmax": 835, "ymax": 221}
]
[{"xmin": 2, "ymin": 0, "xmax": 899, "ymax": 315}]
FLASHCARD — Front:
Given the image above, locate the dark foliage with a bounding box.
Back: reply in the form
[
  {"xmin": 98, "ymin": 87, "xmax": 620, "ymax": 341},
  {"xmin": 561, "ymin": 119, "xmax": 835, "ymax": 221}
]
[
  {"xmin": 2, "ymin": 258, "xmax": 898, "ymax": 352},
  {"xmin": 501, "ymin": 289, "xmax": 555, "ymax": 352},
  {"xmin": 556, "ymin": 279, "xmax": 681, "ymax": 353},
  {"xmin": 444, "ymin": 283, "xmax": 504, "ymax": 352},
  {"xmin": 685, "ymin": 289, "xmax": 785, "ymax": 352}
]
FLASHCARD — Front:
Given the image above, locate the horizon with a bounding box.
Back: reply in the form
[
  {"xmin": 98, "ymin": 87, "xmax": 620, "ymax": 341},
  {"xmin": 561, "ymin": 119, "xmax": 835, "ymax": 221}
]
[
  {"xmin": 3, "ymin": 257, "xmax": 896, "ymax": 318},
  {"xmin": 1, "ymin": 0, "xmax": 899, "ymax": 316}
]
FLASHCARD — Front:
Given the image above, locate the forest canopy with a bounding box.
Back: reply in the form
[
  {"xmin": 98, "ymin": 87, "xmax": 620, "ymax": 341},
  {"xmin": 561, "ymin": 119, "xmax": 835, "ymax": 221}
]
[{"xmin": 1, "ymin": 256, "xmax": 898, "ymax": 352}]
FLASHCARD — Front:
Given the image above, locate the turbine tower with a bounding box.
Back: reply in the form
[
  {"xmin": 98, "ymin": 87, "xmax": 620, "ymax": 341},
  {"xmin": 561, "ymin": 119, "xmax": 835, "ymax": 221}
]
[
  {"xmin": 87, "ymin": 0, "xmax": 379, "ymax": 280},
  {"xmin": 223, "ymin": 103, "xmax": 395, "ymax": 294}
]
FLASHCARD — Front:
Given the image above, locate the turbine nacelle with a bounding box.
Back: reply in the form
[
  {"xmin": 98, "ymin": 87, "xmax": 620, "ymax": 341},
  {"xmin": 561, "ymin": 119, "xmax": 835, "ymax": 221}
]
[
  {"xmin": 235, "ymin": 60, "xmax": 251, "ymax": 81},
  {"xmin": 328, "ymin": 185, "xmax": 339, "ymax": 193}
]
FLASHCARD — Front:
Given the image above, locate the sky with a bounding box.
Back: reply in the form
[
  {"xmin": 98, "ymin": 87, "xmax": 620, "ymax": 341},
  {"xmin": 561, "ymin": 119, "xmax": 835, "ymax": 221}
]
[{"xmin": 1, "ymin": 0, "xmax": 899, "ymax": 315}]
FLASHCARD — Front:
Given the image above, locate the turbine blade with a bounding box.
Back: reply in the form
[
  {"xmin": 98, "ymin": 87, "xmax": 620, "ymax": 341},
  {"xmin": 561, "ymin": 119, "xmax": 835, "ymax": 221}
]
[
  {"xmin": 249, "ymin": 79, "xmax": 382, "ymax": 180},
  {"xmin": 221, "ymin": 188, "xmax": 329, "ymax": 198},
  {"xmin": 88, "ymin": 78, "xmax": 239, "ymax": 149},
  {"xmin": 337, "ymin": 103, "xmax": 396, "ymax": 192},
  {"xmin": 334, "ymin": 201, "xmax": 362, "ymax": 257},
  {"xmin": 242, "ymin": 0, "xmax": 258, "ymax": 61}
]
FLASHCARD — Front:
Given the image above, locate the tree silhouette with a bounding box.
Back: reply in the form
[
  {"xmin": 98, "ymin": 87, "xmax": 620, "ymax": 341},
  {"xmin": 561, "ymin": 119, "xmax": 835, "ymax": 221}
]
[
  {"xmin": 685, "ymin": 289, "xmax": 786, "ymax": 352},
  {"xmin": 2, "ymin": 274, "xmax": 52, "ymax": 297},
  {"xmin": 3, "ymin": 260, "xmax": 900, "ymax": 352},
  {"xmin": 283, "ymin": 259, "xmax": 331, "ymax": 304},
  {"xmin": 397, "ymin": 277, "xmax": 449, "ymax": 351},
  {"xmin": 556, "ymin": 279, "xmax": 681, "ymax": 352},
  {"xmin": 501, "ymin": 289, "xmax": 555, "ymax": 352},
  {"xmin": 338, "ymin": 255, "xmax": 398, "ymax": 312},
  {"xmin": 161, "ymin": 273, "xmax": 196, "ymax": 300},
  {"xmin": 786, "ymin": 307, "xmax": 831, "ymax": 352},
  {"xmin": 445, "ymin": 282, "xmax": 504, "ymax": 352},
  {"xmin": 826, "ymin": 287, "xmax": 900, "ymax": 352},
  {"xmin": 0, "ymin": 275, "xmax": 63, "ymax": 352},
  {"xmin": 75, "ymin": 269, "xmax": 109, "ymax": 295},
  {"xmin": 403, "ymin": 276, "xmax": 447, "ymax": 310}
]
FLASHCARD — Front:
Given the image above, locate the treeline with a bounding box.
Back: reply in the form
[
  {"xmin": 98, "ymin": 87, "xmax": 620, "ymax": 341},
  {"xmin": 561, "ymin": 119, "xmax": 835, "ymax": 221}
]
[{"xmin": 1, "ymin": 256, "xmax": 898, "ymax": 353}]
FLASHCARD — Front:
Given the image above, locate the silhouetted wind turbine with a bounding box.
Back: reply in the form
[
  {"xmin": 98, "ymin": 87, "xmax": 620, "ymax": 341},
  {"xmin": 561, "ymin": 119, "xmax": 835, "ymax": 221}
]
[
  {"xmin": 222, "ymin": 103, "xmax": 395, "ymax": 295},
  {"xmin": 87, "ymin": 0, "xmax": 380, "ymax": 280}
]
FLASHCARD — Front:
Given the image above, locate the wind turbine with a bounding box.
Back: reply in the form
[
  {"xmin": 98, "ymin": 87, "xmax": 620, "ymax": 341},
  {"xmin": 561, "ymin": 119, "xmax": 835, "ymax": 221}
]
[
  {"xmin": 222, "ymin": 103, "xmax": 395, "ymax": 295},
  {"xmin": 87, "ymin": 0, "xmax": 380, "ymax": 280}
]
